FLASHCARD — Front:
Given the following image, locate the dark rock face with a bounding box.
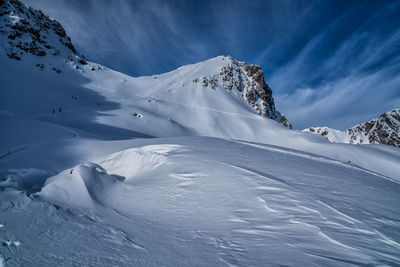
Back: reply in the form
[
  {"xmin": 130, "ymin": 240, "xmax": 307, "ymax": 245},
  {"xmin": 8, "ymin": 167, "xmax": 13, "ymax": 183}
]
[
  {"xmin": 0, "ymin": 0, "xmax": 86, "ymax": 64},
  {"xmin": 202, "ymin": 56, "xmax": 291, "ymax": 128},
  {"xmin": 242, "ymin": 64, "xmax": 274, "ymax": 118},
  {"xmin": 347, "ymin": 108, "xmax": 400, "ymax": 146},
  {"xmin": 305, "ymin": 108, "xmax": 400, "ymax": 147}
]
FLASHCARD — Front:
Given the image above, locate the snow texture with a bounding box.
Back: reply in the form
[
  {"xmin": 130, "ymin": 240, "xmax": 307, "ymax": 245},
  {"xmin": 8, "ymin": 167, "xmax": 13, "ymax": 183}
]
[{"xmin": 0, "ymin": 0, "xmax": 400, "ymax": 266}]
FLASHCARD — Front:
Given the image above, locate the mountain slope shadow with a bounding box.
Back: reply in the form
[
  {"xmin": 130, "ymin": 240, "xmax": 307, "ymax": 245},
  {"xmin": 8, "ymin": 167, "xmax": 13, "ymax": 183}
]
[{"xmin": 0, "ymin": 56, "xmax": 153, "ymax": 140}]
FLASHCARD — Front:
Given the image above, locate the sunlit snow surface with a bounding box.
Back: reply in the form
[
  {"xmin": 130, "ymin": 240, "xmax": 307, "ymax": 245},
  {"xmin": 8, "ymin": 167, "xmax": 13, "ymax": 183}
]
[
  {"xmin": 1, "ymin": 54, "xmax": 400, "ymax": 265},
  {"xmin": 1, "ymin": 137, "xmax": 399, "ymax": 265}
]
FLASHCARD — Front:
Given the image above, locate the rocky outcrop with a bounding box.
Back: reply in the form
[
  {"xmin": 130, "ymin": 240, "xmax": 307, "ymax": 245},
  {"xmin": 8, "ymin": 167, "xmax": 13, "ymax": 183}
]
[
  {"xmin": 0, "ymin": 1, "xmax": 290, "ymax": 129},
  {"xmin": 304, "ymin": 108, "xmax": 400, "ymax": 147},
  {"xmin": 202, "ymin": 56, "xmax": 291, "ymax": 128},
  {"xmin": 0, "ymin": 0, "xmax": 86, "ymax": 65},
  {"xmin": 347, "ymin": 108, "xmax": 400, "ymax": 146}
]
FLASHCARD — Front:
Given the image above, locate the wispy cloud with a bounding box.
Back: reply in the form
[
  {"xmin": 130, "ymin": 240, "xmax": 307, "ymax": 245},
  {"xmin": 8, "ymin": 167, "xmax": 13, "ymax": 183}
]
[
  {"xmin": 271, "ymin": 1, "xmax": 400, "ymax": 129},
  {"xmin": 23, "ymin": 0, "xmax": 400, "ymax": 129}
]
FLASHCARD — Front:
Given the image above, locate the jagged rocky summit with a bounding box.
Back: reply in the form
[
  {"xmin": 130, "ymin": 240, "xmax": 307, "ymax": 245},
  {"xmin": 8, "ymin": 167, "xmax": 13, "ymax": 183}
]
[
  {"xmin": 304, "ymin": 108, "xmax": 400, "ymax": 147},
  {"xmin": 0, "ymin": 0, "xmax": 290, "ymax": 128},
  {"xmin": 199, "ymin": 56, "xmax": 291, "ymax": 128},
  {"xmin": 0, "ymin": 0, "xmax": 98, "ymax": 72}
]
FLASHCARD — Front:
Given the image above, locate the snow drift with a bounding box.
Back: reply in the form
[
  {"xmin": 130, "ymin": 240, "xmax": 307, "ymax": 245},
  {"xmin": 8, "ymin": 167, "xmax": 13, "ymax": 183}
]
[
  {"xmin": 35, "ymin": 139, "xmax": 400, "ymax": 266},
  {"xmin": 1, "ymin": 0, "xmax": 400, "ymax": 266}
]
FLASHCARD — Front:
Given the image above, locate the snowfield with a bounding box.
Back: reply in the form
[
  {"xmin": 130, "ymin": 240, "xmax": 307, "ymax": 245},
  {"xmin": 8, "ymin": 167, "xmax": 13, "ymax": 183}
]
[
  {"xmin": 1, "ymin": 1, "xmax": 400, "ymax": 264},
  {"xmin": 1, "ymin": 137, "xmax": 400, "ymax": 266},
  {"xmin": 1, "ymin": 51, "xmax": 400, "ymax": 266}
]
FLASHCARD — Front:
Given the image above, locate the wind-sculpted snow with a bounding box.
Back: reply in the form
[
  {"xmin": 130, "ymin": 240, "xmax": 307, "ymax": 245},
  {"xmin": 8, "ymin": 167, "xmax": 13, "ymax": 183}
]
[
  {"xmin": 1, "ymin": 0, "xmax": 400, "ymax": 265},
  {"xmin": 31, "ymin": 139, "xmax": 400, "ymax": 266},
  {"xmin": 39, "ymin": 163, "xmax": 125, "ymax": 209}
]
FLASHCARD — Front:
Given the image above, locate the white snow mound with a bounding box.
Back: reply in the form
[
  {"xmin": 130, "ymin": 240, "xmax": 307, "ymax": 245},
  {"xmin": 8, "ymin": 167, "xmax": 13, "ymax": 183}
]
[
  {"xmin": 39, "ymin": 163, "xmax": 125, "ymax": 209},
  {"xmin": 34, "ymin": 139, "xmax": 400, "ymax": 265}
]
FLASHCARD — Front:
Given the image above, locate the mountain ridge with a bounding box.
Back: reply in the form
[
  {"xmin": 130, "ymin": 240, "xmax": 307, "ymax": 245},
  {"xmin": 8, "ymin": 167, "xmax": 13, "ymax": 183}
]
[
  {"xmin": 1, "ymin": 2, "xmax": 400, "ymax": 265},
  {"xmin": 304, "ymin": 108, "xmax": 400, "ymax": 147},
  {"xmin": 0, "ymin": 0, "xmax": 290, "ymax": 128},
  {"xmin": 0, "ymin": 0, "xmax": 106, "ymax": 73}
]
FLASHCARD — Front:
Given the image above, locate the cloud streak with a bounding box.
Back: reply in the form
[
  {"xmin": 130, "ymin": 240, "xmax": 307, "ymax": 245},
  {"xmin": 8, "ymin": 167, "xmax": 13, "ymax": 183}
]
[
  {"xmin": 271, "ymin": 1, "xmax": 400, "ymax": 129},
  {"xmin": 23, "ymin": 0, "xmax": 400, "ymax": 129}
]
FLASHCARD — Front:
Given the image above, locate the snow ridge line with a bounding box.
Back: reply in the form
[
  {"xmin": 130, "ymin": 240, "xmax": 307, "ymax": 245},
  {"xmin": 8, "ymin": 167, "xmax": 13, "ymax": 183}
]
[
  {"xmin": 0, "ymin": 133, "xmax": 77, "ymax": 162},
  {"xmin": 234, "ymin": 140, "xmax": 400, "ymax": 184},
  {"xmin": 0, "ymin": 145, "xmax": 29, "ymax": 160},
  {"xmin": 85, "ymin": 84, "xmax": 265, "ymax": 119}
]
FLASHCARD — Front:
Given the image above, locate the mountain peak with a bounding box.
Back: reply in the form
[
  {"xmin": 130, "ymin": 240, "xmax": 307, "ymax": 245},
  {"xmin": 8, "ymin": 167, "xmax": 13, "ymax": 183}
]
[
  {"xmin": 194, "ymin": 55, "xmax": 291, "ymax": 128},
  {"xmin": 0, "ymin": 1, "xmax": 290, "ymax": 129},
  {"xmin": 304, "ymin": 108, "xmax": 400, "ymax": 146},
  {"xmin": 0, "ymin": 0, "xmax": 86, "ymax": 66}
]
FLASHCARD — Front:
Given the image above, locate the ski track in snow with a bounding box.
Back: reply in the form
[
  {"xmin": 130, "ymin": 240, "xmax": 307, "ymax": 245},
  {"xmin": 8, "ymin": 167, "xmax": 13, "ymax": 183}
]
[
  {"xmin": 22, "ymin": 140, "xmax": 399, "ymax": 266},
  {"xmin": 88, "ymin": 82, "xmax": 262, "ymax": 120},
  {"xmin": 234, "ymin": 140, "xmax": 400, "ymax": 184},
  {"xmin": 0, "ymin": 132, "xmax": 77, "ymax": 163},
  {"xmin": 0, "ymin": 146, "xmax": 29, "ymax": 161},
  {"xmin": 151, "ymin": 98, "xmax": 262, "ymax": 119}
]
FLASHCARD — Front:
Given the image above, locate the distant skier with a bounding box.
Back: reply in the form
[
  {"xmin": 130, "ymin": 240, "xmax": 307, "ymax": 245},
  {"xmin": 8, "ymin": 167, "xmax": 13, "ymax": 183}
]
[{"xmin": 70, "ymin": 169, "xmax": 73, "ymax": 174}]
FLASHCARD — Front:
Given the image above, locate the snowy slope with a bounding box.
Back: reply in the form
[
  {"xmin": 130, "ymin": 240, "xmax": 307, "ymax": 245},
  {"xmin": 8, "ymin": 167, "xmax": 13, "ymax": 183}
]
[
  {"xmin": 1, "ymin": 137, "xmax": 399, "ymax": 266},
  {"xmin": 2, "ymin": 50, "xmax": 399, "ymax": 179},
  {"xmin": 1, "ymin": 1, "xmax": 400, "ymax": 266},
  {"xmin": 0, "ymin": 0, "xmax": 92, "ymax": 71},
  {"xmin": 304, "ymin": 108, "xmax": 400, "ymax": 147},
  {"xmin": 303, "ymin": 126, "xmax": 351, "ymax": 143}
]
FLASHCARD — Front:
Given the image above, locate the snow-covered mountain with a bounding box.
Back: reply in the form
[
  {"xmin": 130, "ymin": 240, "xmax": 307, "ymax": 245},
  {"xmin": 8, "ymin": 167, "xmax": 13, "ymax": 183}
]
[
  {"xmin": 1, "ymin": 1, "xmax": 400, "ymax": 266},
  {"xmin": 304, "ymin": 108, "xmax": 400, "ymax": 147},
  {"xmin": 212, "ymin": 56, "xmax": 291, "ymax": 128},
  {"xmin": 0, "ymin": 0, "xmax": 93, "ymax": 72},
  {"xmin": 0, "ymin": 0, "xmax": 290, "ymax": 129}
]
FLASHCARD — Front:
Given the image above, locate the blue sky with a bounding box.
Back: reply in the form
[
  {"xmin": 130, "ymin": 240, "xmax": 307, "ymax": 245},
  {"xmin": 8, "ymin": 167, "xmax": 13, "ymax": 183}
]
[{"xmin": 24, "ymin": 0, "xmax": 400, "ymax": 129}]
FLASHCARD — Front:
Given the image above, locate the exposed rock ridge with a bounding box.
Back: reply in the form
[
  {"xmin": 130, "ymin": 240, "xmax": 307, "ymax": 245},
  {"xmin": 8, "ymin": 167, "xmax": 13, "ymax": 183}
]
[
  {"xmin": 347, "ymin": 108, "xmax": 400, "ymax": 146},
  {"xmin": 0, "ymin": 0, "xmax": 86, "ymax": 65},
  {"xmin": 304, "ymin": 108, "xmax": 400, "ymax": 147},
  {"xmin": 202, "ymin": 56, "xmax": 291, "ymax": 128}
]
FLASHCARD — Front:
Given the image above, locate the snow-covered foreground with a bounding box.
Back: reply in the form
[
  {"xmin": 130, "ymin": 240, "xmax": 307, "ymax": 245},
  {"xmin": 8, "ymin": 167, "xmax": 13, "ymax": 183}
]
[
  {"xmin": 1, "ymin": 51, "xmax": 400, "ymax": 265},
  {"xmin": 0, "ymin": 135, "xmax": 399, "ymax": 265},
  {"xmin": 1, "ymin": 1, "xmax": 400, "ymax": 265}
]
